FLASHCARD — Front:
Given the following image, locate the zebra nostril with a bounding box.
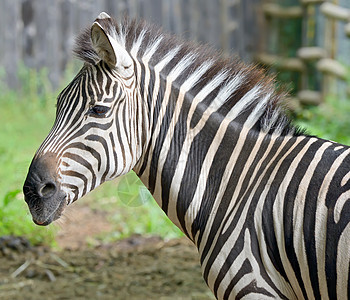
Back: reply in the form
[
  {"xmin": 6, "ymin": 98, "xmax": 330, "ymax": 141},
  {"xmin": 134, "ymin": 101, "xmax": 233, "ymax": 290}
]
[{"xmin": 38, "ymin": 182, "xmax": 57, "ymax": 198}]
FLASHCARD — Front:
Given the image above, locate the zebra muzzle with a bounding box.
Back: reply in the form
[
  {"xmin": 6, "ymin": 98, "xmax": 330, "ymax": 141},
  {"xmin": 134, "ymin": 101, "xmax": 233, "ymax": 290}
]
[{"xmin": 23, "ymin": 152, "xmax": 66, "ymax": 226}]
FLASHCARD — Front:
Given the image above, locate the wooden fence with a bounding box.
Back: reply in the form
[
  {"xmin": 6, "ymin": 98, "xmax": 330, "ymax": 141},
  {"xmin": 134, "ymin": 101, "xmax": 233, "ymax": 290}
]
[
  {"xmin": 0, "ymin": 0, "xmax": 349, "ymax": 105},
  {"xmin": 258, "ymin": 0, "xmax": 350, "ymax": 107},
  {"xmin": 0, "ymin": 0, "xmax": 263, "ymax": 89}
]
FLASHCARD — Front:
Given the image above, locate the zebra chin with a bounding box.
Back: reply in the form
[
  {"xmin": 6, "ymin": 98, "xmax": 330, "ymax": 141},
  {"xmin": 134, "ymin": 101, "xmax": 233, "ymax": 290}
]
[
  {"xmin": 23, "ymin": 152, "xmax": 67, "ymax": 226},
  {"xmin": 29, "ymin": 194, "xmax": 67, "ymax": 226}
]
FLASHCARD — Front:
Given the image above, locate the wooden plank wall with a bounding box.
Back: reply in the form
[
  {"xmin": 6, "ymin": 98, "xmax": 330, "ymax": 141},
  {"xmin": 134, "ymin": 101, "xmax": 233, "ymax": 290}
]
[{"xmin": 0, "ymin": 0, "xmax": 263, "ymax": 89}]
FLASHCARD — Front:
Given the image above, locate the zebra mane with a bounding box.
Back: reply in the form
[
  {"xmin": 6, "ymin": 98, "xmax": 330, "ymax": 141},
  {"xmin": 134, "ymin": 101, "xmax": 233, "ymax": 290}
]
[{"xmin": 73, "ymin": 15, "xmax": 303, "ymax": 137}]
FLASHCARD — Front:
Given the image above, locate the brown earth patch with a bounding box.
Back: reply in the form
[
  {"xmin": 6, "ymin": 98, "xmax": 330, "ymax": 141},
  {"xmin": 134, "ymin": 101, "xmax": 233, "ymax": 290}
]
[
  {"xmin": 0, "ymin": 236, "xmax": 213, "ymax": 300},
  {"xmin": 55, "ymin": 201, "xmax": 112, "ymax": 250},
  {"xmin": 0, "ymin": 202, "xmax": 213, "ymax": 299}
]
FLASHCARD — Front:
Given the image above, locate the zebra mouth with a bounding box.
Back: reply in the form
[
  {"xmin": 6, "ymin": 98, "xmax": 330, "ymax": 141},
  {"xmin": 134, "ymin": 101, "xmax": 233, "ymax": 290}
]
[
  {"xmin": 31, "ymin": 195, "xmax": 67, "ymax": 226},
  {"xmin": 23, "ymin": 151, "xmax": 68, "ymax": 226}
]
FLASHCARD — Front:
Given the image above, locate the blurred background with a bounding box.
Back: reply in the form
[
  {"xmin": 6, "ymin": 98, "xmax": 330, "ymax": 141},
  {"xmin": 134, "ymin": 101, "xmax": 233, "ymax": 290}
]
[
  {"xmin": 2, "ymin": 0, "xmax": 350, "ymax": 101},
  {"xmin": 0, "ymin": 0, "xmax": 350, "ymax": 298}
]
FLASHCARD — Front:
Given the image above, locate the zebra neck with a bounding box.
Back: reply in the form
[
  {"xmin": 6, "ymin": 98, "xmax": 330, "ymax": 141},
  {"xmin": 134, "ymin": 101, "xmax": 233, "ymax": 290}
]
[
  {"xmin": 133, "ymin": 67, "xmax": 199, "ymax": 236},
  {"xmin": 130, "ymin": 40, "xmax": 298, "ymax": 242},
  {"xmin": 134, "ymin": 83, "xmax": 273, "ymax": 243}
]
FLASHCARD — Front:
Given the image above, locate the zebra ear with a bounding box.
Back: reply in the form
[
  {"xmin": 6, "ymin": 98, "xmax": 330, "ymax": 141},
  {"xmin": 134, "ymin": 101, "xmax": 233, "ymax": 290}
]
[{"xmin": 91, "ymin": 17, "xmax": 133, "ymax": 74}]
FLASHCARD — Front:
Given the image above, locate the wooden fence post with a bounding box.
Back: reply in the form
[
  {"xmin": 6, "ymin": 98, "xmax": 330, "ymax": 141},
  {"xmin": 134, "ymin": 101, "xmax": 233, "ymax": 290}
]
[{"xmin": 0, "ymin": 0, "xmax": 21, "ymax": 89}]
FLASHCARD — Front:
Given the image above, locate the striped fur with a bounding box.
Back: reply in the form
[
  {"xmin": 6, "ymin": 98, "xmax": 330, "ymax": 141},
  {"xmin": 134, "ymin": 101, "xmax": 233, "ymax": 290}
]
[{"xmin": 30, "ymin": 13, "xmax": 350, "ymax": 299}]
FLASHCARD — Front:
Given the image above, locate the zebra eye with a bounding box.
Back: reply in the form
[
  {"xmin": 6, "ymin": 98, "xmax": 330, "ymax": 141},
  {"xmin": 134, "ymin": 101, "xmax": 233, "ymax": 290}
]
[{"xmin": 90, "ymin": 105, "xmax": 110, "ymax": 116}]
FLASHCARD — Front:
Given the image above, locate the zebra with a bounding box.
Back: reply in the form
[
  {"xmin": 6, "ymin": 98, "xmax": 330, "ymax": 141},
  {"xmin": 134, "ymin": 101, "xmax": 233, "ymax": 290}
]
[{"xmin": 23, "ymin": 12, "xmax": 350, "ymax": 299}]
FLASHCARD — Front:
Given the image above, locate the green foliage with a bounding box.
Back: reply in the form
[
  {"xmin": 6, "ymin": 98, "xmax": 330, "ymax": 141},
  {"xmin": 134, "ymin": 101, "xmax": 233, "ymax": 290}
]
[
  {"xmin": 295, "ymin": 96, "xmax": 350, "ymax": 145},
  {"xmin": 83, "ymin": 174, "xmax": 183, "ymax": 242},
  {"xmin": 0, "ymin": 66, "xmax": 57, "ymax": 246}
]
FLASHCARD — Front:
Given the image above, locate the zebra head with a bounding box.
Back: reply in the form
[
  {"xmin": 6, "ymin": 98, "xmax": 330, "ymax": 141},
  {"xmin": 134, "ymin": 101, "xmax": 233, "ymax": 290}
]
[{"xmin": 23, "ymin": 13, "xmax": 146, "ymax": 225}]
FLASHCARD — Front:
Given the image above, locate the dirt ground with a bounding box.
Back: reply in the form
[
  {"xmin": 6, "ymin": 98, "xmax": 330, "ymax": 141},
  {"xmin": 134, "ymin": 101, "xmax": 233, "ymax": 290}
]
[{"xmin": 0, "ymin": 203, "xmax": 214, "ymax": 300}]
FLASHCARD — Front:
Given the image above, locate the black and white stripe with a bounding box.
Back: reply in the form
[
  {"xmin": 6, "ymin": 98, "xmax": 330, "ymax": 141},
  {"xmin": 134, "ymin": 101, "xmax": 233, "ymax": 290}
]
[{"xmin": 31, "ymin": 12, "xmax": 350, "ymax": 299}]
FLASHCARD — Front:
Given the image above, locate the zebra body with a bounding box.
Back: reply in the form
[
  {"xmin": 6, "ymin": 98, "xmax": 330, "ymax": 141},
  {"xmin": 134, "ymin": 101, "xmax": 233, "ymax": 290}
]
[{"xmin": 23, "ymin": 13, "xmax": 350, "ymax": 299}]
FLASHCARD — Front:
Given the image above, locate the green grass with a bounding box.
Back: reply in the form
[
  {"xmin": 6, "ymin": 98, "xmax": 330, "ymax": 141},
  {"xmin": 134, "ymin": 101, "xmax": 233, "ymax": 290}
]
[
  {"xmin": 76, "ymin": 173, "xmax": 183, "ymax": 242},
  {"xmin": 82, "ymin": 176, "xmax": 183, "ymax": 242},
  {"xmin": 295, "ymin": 96, "xmax": 350, "ymax": 146},
  {"xmin": 0, "ymin": 68, "xmax": 57, "ymax": 245}
]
